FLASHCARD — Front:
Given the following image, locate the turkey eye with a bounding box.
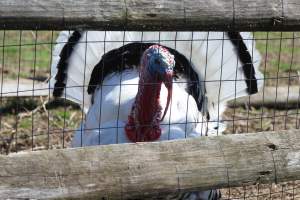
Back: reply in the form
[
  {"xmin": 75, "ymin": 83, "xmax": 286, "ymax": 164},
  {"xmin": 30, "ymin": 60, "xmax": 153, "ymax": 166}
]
[{"xmin": 155, "ymin": 59, "xmax": 161, "ymax": 65}]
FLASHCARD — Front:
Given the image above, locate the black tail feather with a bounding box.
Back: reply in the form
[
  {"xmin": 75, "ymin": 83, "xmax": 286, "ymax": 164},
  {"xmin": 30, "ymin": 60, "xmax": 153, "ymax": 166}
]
[
  {"xmin": 227, "ymin": 32, "xmax": 258, "ymax": 94},
  {"xmin": 53, "ymin": 32, "xmax": 258, "ymax": 109},
  {"xmin": 53, "ymin": 31, "xmax": 82, "ymax": 97}
]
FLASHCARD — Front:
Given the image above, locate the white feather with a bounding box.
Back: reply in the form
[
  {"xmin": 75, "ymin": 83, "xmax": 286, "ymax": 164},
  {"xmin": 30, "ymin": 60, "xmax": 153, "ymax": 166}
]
[
  {"xmin": 71, "ymin": 69, "xmax": 205, "ymax": 147},
  {"xmin": 50, "ymin": 31, "xmax": 263, "ymax": 137}
]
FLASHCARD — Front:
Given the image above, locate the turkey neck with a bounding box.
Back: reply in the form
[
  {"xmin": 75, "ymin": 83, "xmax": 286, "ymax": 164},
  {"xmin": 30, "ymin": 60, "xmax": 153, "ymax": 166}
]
[{"xmin": 134, "ymin": 67, "xmax": 163, "ymax": 127}]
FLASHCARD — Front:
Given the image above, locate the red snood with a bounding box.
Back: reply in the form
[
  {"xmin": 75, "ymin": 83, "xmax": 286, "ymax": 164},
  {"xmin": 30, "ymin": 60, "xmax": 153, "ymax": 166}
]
[{"xmin": 125, "ymin": 68, "xmax": 163, "ymax": 142}]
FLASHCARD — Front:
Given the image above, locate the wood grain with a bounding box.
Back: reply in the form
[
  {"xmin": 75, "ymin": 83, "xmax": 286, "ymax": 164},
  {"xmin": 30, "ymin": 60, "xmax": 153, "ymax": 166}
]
[
  {"xmin": 2, "ymin": 80, "xmax": 298, "ymax": 109},
  {"xmin": 0, "ymin": 79, "xmax": 49, "ymax": 97},
  {"xmin": 0, "ymin": 0, "xmax": 299, "ymax": 31},
  {"xmin": 1, "ymin": 129, "xmax": 300, "ymax": 199},
  {"xmin": 228, "ymin": 86, "xmax": 300, "ymax": 109}
]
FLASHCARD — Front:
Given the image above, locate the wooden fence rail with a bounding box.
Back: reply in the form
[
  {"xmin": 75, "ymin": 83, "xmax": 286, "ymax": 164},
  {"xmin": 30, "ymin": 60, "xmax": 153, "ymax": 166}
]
[
  {"xmin": 1, "ymin": 129, "xmax": 300, "ymax": 199},
  {"xmin": 227, "ymin": 86, "xmax": 300, "ymax": 109},
  {"xmin": 0, "ymin": 0, "xmax": 300, "ymax": 31},
  {"xmin": 2, "ymin": 80, "xmax": 299, "ymax": 109}
]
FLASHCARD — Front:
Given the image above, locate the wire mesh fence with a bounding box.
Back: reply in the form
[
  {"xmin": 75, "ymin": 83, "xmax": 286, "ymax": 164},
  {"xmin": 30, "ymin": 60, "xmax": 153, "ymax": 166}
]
[
  {"xmin": 221, "ymin": 181, "xmax": 300, "ymax": 200},
  {"xmin": 0, "ymin": 30, "xmax": 300, "ymax": 199}
]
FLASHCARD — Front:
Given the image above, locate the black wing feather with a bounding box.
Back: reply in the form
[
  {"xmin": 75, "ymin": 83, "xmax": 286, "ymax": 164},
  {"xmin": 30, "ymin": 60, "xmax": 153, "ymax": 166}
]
[
  {"xmin": 87, "ymin": 42, "xmax": 203, "ymax": 110},
  {"xmin": 53, "ymin": 31, "xmax": 82, "ymax": 97}
]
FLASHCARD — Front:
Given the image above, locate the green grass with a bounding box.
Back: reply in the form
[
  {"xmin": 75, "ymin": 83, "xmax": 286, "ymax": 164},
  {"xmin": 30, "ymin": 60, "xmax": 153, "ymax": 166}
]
[
  {"xmin": 19, "ymin": 118, "xmax": 32, "ymax": 129},
  {"xmin": 55, "ymin": 109, "xmax": 71, "ymax": 119},
  {"xmin": 255, "ymin": 32, "xmax": 300, "ymax": 73},
  {"xmin": 1, "ymin": 31, "xmax": 299, "ymax": 82},
  {"xmin": 0, "ymin": 97, "xmax": 82, "ymax": 153},
  {"xmin": 1, "ymin": 31, "xmax": 58, "ymax": 79}
]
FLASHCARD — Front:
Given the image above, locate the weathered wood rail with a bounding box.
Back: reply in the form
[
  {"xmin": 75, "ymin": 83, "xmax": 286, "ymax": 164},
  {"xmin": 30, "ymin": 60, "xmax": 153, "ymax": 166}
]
[
  {"xmin": 1, "ymin": 129, "xmax": 300, "ymax": 199},
  {"xmin": 2, "ymin": 81, "xmax": 299, "ymax": 109},
  {"xmin": 227, "ymin": 86, "xmax": 300, "ymax": 109},
  {"xmin": 0, "ymin": 0, "xmax": 300, "ymax": 31},
  {"xmin": 0, "ymin": 79, "xmax": 49, "ymax": 98}
]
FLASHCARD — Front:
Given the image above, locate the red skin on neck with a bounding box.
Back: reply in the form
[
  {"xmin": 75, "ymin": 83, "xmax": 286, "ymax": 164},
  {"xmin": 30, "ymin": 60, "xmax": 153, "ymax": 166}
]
[{"xmin": 125, "ymin": 68, "xmax": 163, "ymax": 142}]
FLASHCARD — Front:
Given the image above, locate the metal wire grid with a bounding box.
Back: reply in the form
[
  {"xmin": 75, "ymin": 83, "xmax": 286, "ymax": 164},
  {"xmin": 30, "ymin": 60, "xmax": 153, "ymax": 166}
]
[
  {"xmin": 0, "ymin": 31, "xmax": 299, "ymax": 151},
  {"xmin": 0, "ymin": 30, "xmax": 299, "ymax": 199},
  {"xmin": 221, "ymin": 181, "xmax": 300, "ymax": 200}
]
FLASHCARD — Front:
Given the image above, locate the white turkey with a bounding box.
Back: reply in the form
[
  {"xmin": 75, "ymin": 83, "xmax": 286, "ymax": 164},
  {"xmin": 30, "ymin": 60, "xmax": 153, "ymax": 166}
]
[{"xmin": 50, "ymin": 31, "xmax": 263, "ymax": 200}]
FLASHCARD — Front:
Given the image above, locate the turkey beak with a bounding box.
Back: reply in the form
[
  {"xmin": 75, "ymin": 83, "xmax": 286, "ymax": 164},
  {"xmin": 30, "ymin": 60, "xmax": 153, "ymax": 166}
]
[{"xmin": 161, "ymin": 71, "xmax": 173, "ymax": 121}]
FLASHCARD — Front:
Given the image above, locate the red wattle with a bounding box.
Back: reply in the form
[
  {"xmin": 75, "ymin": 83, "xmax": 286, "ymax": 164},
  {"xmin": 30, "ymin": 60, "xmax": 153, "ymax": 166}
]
[
  {"xmin": 124, "ymin": 45, "xmax": 174, "ymax": 143},
  {"xmin": 125, "ymin": 116, "xmax": 161, "ymax": 142}
]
